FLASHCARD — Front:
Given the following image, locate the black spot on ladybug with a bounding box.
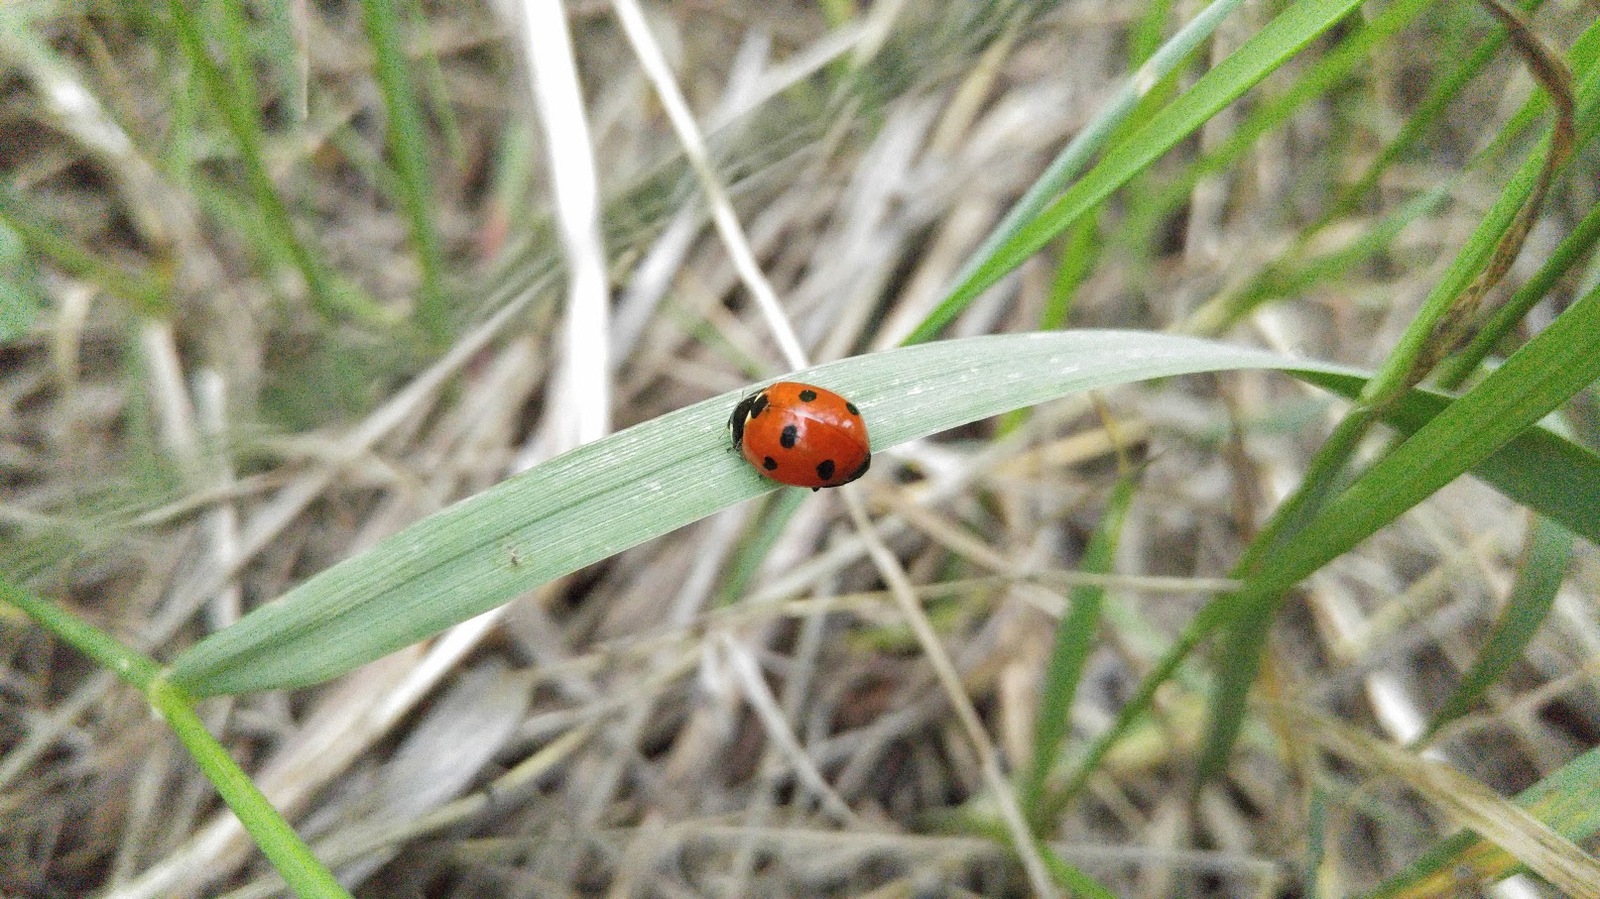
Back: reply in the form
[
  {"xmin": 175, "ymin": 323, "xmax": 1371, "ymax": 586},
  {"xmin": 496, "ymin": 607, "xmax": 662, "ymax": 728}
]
[
  {"xmin": 780, "ymin": 425, "xmax": 798, "ymax": 448},
  {"xmin": 846, "ymin": 455, "xmax": 870, "ymax": 483},
  {"xmin": 845, "ymin": 401, "xmax": 859, "ymax": 415},
  {"xmin": 798, "ymin": 389, "xmax": 818, "ymax": 402},
  {"xmin": 816, "ymin": 459, "xmax": 836, "ymax": 482},
  {"xmin": 763, "ymin": 456, "xmax": 778, "ymax": 471}
]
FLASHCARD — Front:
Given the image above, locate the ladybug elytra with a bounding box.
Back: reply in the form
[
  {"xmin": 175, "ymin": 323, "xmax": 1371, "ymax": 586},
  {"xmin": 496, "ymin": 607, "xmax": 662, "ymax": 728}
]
[{"xmin": 729, "ymin": 381, "xmax": 871, "ymax": 491}]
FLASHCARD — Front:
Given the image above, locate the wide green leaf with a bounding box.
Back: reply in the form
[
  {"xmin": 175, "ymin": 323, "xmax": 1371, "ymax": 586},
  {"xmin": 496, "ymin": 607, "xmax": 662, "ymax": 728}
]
[{"xmin": 167, "ymin": 330, "xmax": 1600, "ymax": 695}]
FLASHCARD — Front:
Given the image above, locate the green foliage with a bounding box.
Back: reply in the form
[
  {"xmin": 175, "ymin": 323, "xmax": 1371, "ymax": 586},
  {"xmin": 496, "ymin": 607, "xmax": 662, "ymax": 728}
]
[
  {"xmin": 0, "ymin": 220, "xmax": 44, "ymax": 341},
  {"xmin": 5, "ymin": 0, "xmax": 1599, "ymax": 894}
]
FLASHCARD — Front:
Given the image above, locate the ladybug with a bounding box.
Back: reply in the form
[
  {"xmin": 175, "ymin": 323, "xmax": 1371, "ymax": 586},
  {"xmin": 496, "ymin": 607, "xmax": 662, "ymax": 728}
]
[{"xmin": 729, "ymin": 381, "xmax": 871, "ymax": 491}]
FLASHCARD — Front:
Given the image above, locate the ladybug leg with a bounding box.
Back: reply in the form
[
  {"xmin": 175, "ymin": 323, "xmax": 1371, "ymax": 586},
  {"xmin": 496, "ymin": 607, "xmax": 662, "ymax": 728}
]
[{"xmin": 812, "ymin": 486, "xmax": 821, "ymax": 492}]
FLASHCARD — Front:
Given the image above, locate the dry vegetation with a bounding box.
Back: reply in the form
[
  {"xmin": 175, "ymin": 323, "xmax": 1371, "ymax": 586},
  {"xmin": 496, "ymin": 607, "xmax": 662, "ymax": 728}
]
[{"xmin": 2, "ymin": 1, "xmax": 1598, "ymax": 897}]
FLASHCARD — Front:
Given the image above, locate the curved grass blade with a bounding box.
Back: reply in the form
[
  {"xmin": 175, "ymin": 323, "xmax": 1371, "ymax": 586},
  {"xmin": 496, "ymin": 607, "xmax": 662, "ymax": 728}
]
[
  {"xmin": 169, "ymin": 331, "xmax": 1303, "ymax": 695},
  {"xmin": 910, "ymin": 0, "xmax": 1363, "ymax": 342},
  {"xmin": 1023, "ymin": 473, "xmax": 1135, "ymax": 822},
  {"xmin": 1422, "ymin": 515, "xmax": 1573, "ymax": 740},
  {"xmin": 167, "ymin": 328, "xmax": 1600, "ymax": 696},
  {"xmin": 1198, "ymin": 277, "xmax": 1600, "ymax": 784}
]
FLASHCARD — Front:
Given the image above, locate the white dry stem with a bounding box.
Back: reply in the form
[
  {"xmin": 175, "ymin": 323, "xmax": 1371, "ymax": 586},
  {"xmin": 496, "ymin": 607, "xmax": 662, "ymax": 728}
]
[
  {"xmin": 611, "ymin": 29, "xmax": 769, "ymax": 361},
  {"xmin": 193, "ymin": 369, "xmax": 244, "ymax": 631},
  {"xmin": 609, "ymin": 0, "xmax": 808, "ymax": 371},
  {"xmin": 517, "ymin": 0, "xmax": 611, "ymax": 463}
]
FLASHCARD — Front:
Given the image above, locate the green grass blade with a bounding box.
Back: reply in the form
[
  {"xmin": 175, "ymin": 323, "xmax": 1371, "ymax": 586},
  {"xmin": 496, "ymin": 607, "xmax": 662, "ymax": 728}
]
[
  {"xmin": 1436, "ymin": 195, "xmax": 1600, "ymax": 388},
  {"xmin": 1023, "ymin": 473, "xmax": 1135, "ymax": 821},
  {"xmin": 909, "ymin": 0, "xmax": 1363, "ymax": 343},
  {"xmin": 165, "ymin": 0, "xmax": 390, "ymax": 327},
  {"xmin": 1422, "ymin": 515, "xmax": 1573, "ymax": 739},
  {"xmin": 1365, "ymin": 745, "xmax": 1600, "ymax": 898},
  {"xmin": 167, "ymin": 332, "xmax": 1313, "ymax": 695},
  {"xmin": 359, "ymin": 0, "xmax": 449, "ymax": 345},
  {"xmin": 1, "ymin": 576, "xmax": 350, "ymax": 896},
  {"xmin": 0, "ymin": 182, "xmax": 170, "ymax": 317},
  {"xmin": 1198, "ymin": 276, "xmax": 1600, "ymax": 781},
  {"xmin": 167, "ymin": 323, "xmax": 1600, "ymax": 696}
]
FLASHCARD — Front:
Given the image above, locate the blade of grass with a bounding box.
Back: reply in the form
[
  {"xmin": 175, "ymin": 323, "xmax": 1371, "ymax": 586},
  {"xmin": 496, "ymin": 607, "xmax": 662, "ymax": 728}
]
[
  {"xmin": 1196, "ymin": 5, "xmax": 1589, "ymax": 785},
  {"xmin": 909, "ymin": 0, "xmax": 1364, "ymax": 344},
  {"xmin": 167, "ymin": 331, "xmax": 1304, "ymax": 694},
  {"xmin": 165, "ymin": 328, "xmax": 1600, "ymax": 696},
  {"xmin": 1022, "ymin": 473, "xmax": 1135, "ymax": 823},
  {"xmin": 1421, "ymin": 514, "xmax": 1573, "ymax": 740},
  {"xmin": 359, "ymin": 0, "xmax": 449, "ymax": 345},
  {"xmin": 165, "ymin": 0, "xmax": 391, "ymax": 327},
  {"xmin": 1200, "ymin": 272, "xmax": 1600, "ymax": 784},
  {"xmin": 1366, "ymin": 746, "xmax": 1600, "ymax": 898},
  {"xmin": 1180, "ymin": 0, "xmax": 1567, "ymax": 337},
  {"xmin": 0, "ymin": 182, "xmax": 170, "ymax": 317},
  {"xmin": 0, "ymin": 576, "xmax": 350, "ymax": 898},
  {"xmin": 212, "ymin": 0, "xmax": 260, "ymax": 119}
]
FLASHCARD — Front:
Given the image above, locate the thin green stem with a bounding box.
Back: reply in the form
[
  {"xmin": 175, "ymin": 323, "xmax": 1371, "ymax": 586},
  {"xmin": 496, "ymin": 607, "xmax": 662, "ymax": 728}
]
[
  {"xmin": 359, "ymin": 0, "xmax": 449, "ymax": 345},
  {"xmin": 152, "ymin": 681, "xmax": 353, "ymax": 898},
  {"xmin": 167, "ymin": 0, "xmax": 391, "ymax": 327},
  {"xmin": 0, "ymin": 575, "xmax": 351, "ymax": 897}
]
